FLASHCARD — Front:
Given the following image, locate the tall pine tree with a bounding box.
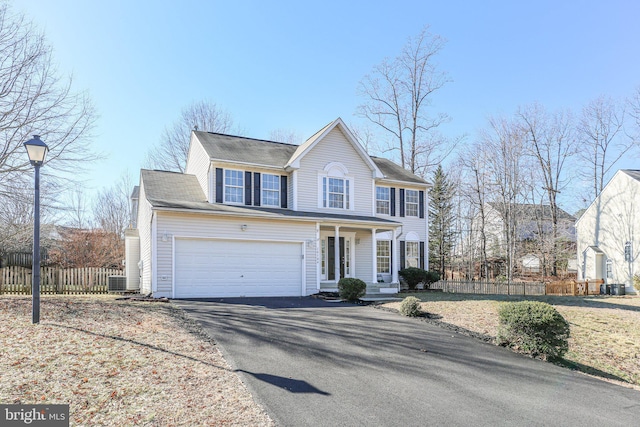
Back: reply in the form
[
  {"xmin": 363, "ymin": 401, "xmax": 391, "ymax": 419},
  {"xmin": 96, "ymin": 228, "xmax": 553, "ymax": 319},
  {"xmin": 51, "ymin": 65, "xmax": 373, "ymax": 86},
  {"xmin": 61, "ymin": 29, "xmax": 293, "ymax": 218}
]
[{"xmin": 429, "ymin": 165, "xmax": 456, "ymax": 278}]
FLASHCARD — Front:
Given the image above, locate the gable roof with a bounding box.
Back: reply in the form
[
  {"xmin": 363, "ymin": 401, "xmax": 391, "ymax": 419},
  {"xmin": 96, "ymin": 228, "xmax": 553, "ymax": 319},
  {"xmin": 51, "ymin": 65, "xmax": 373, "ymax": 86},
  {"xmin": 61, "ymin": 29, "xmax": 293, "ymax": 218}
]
[
  {"xmin": 141, "ymin": 169, "xmax": 207, "ymax": 205},
  {"xmin": 621, "ymin": 169, "xmax": 640, "ymax": 182},
  {"xmin": 285, "ymin": 118, "xmax": 383, "ymax": 178},
  {"xmin": 575, "ymin": 169, "xmax": 640, "ymax": 226},
  {"xmin": 487, "ymin": 203, "xmax": 576, "ymax": 221},
  {"xmin": 189, "ymin": 119, "xmax": 427, "ymax": 185},
  {"xmin": 371, "ymin": 157, "xmax": 428, "ymax": 185},
  {"xmin": 194, "ymin": 131, "xmax": 297, "ymax": 169}
]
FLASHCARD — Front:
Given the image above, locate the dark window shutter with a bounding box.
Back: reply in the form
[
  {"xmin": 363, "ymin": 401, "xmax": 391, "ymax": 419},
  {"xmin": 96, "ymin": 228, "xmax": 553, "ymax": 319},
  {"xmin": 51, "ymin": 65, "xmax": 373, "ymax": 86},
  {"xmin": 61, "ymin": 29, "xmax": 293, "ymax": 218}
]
[
  {"xmin": 390, "ymin": 188, "xmax": 396, "ymax": 216},
  {"xmin": 400, "ymin": 241, "xmax": 405, "ymax": 270},
  {"xmin": 419, "ymin": 190, "xmax": 425, "ymax": 219},
  {"xmin": 244, "ymin": 171, "xmax": 252, "ymax": 205},
  {"xmin": 215, "ymin": 168, "xmax": 223, "ymax": 203},
  {"xmin": 253, "ymin": 173, "xmax": 261, "ymax": 206},
  {"xmin": 281, "ymin": 175, "xmax": 288, "ymax": 208},
  {"xmin": 399, "ymin": 189, "xmax": 405, "ymax": 217},
  {"xmin": 419, "ymin": 241, "xmax": 425, "ymax": 270}
]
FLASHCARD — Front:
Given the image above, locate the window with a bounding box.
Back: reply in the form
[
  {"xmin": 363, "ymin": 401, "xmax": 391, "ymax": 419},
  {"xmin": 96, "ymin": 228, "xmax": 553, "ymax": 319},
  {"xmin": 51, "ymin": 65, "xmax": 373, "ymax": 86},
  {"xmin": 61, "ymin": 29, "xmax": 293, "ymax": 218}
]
[
  {"xmin": 377, "ymin": 240, "xmax": 391, "ymax": 273},
  {"xmin": 625, "ymin": 241, "xmax": 632, "ymax": 262},
  {"xmin": 224, "ymin": 169, "xmax": 243, "ymax": 203},
  {"xmin": 406, "ymin": 241, "xmax": 419, "ymax": 268},
  {"xmin": 376, "ymin": 187, "xmax": 390, "ymax": 215},
  {"xmin": 262, "ymin": 174, "xmax": 280, "ymax": 207},
  {"xmin": 606, "ymin": 259, "xmax": 613, "ymax": 279},
  {"xmin": 323, "ymin": 177, "xmax": 350, "ymax": 209},
  {"xmin": 405, "ymin": 190, "xmax": 419, "ymax": 217}
]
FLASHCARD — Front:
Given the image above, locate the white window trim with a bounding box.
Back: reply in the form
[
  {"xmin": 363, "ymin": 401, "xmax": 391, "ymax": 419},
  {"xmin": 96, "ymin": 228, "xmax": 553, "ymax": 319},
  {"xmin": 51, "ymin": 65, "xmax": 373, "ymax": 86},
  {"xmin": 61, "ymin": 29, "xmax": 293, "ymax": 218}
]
[
  {"xmin": 376, "ymin": 240, "xmax": 391, "ymax": 274},
  {"xmin": 405, "ymin": 189, "xmax": 419, "ymax": 217},
  {"xmin": 261, "ymin": 173, "xmax": 280, "ymax": 207},
  {"xmin": 376, "ymin": 186, "xmax": 390, "ymax": 216},
  {"xmin": 224, "ymin": 169, "xmax": 244, "ymax": 205},
  {"xmin": 317, "ymin": 162, "xmax": 354, "ymax": 211}
]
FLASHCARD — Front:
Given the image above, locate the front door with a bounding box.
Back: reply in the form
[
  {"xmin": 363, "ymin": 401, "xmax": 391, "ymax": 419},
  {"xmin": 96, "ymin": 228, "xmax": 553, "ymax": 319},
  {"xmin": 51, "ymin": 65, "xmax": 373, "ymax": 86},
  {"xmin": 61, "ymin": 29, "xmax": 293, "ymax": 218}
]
[{"xmin": 327, "ymin": 237, "xmax": 345, "ymax": 281}]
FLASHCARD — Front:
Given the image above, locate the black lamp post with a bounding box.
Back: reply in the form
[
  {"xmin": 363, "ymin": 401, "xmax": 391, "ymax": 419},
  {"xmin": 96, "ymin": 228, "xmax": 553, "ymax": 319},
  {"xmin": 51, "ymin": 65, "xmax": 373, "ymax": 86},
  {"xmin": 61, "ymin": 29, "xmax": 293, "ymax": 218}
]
[{"xmin": 24, "ymin": 135, "xmax": 49, "ymax": 324}]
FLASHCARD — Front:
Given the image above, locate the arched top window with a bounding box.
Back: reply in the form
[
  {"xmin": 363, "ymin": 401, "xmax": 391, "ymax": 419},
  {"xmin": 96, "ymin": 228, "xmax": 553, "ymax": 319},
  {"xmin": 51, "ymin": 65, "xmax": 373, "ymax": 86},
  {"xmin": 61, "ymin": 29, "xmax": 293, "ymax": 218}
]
[
  {"xmin": 405, "ymin": 231, "xmax": 420, "ymax": 241},
  {"xmin": 624, "ymin": 241, "xmax": 632, "ymax": 262},
  {"xmin": 319, "ymin": 162, "xmax": 353, "ymax": 210}
]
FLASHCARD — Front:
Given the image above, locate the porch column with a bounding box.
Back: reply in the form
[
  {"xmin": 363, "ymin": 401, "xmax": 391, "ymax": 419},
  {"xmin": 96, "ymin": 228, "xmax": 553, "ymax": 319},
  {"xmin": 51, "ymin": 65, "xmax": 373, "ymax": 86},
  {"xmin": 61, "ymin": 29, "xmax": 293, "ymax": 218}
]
[
  {"xmin": 334, "ymin": 225, "xmax": 340, "ymax": 282},
  {"xmin": 392, "ymin": 227, "xmax": 399, "ymax": 283},
  {"xmin": 372, "ymin": 228, "xmax": 378, "ymax": 283},
  {"xmin": 315, "ymin": 223, "xmax": 321, "ymax": 290}
]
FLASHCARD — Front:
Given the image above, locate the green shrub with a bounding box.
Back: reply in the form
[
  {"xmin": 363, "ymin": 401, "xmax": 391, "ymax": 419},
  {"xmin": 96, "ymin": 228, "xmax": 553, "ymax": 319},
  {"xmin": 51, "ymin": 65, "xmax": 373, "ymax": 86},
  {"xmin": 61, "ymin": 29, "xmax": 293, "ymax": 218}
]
[
  {"xmin": 338, "ymin": 278, "xmax": 367, "ymax": 302},
  {"xmin": 424, "ymin": 270, "xmax": 440, "ymax": 288},
  {"xmin": 399, "ymin": 268, "xmax": 426, "ymax": 290},
  {"xmin": 496, "ymin": 301, "xmax": 570, "ymax": 361},
  {"xmin": 399, "ymin": 296, "xmax": 422, "ymax": 317}
]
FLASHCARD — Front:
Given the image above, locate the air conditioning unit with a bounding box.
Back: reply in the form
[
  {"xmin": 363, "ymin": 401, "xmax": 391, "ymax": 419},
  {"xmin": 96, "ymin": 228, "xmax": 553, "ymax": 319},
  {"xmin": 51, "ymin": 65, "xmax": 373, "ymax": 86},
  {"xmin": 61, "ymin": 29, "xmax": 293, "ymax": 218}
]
[{"xmin": 108, "ymin": 276, "xmax": 127, "ymax": 292}]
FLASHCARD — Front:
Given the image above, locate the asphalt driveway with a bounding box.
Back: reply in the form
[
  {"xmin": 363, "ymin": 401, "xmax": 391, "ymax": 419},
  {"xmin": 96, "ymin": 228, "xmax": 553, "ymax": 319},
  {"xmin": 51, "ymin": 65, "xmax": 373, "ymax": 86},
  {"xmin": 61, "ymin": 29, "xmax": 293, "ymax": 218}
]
[{"xmin": 173, "ymin": 297, "xmax": 640, "ymax": 426}]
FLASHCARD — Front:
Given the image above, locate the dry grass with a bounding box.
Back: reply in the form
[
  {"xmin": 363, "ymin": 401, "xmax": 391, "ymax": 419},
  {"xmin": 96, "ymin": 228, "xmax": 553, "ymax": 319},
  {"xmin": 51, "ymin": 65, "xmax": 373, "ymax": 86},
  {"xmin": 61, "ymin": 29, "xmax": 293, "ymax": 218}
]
[
  {"xmin": 385, "ymin": 293, "xmax": 640, "ymax": 388},
  {"xmin": 0, "ymin": 295, "xmax": 273, "ymax": 426}
]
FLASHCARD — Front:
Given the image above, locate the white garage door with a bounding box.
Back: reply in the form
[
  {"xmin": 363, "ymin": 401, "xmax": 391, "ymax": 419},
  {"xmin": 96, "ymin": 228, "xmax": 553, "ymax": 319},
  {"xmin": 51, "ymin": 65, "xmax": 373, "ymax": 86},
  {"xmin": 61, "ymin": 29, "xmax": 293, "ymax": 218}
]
[{"xmin": 174, "ymin": 239, "xmax": 303, "ymax": 298}]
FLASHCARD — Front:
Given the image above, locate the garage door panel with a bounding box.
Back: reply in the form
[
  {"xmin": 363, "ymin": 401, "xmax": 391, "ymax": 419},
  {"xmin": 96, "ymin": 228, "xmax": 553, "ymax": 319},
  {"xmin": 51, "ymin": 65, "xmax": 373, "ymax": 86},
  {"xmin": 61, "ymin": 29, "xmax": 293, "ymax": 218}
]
[{"xmin": 174, "ymin": 239, "xmax": 302, "ymax": 298}]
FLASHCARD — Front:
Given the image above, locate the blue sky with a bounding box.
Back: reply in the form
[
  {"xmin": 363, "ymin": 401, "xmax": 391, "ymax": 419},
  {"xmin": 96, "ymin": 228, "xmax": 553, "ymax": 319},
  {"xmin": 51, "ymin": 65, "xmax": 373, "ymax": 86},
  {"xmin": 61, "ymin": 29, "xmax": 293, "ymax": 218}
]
[{"xmin": 12, "ymin": 0, "xmax": 640, "ymax": 212}]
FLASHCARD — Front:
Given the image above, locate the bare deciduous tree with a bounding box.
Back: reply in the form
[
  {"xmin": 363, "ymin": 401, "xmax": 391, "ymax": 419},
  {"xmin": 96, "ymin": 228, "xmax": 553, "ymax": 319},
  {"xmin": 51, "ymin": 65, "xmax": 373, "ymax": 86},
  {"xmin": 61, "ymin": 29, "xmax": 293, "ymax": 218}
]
[
  {"xmin": 93, "ymin": 173, "xmax": 133, "ymax": 238},
  {"xmin": 0, "ymin": 3, "xmax": 96, "ymax": 202},
  {"xmin": 146, "ymin": 100, "xmax": 236, "ymax": 172},
  {"xmin": 577, "ymin": 95, "xmax": 628, "ymax": 200},
  {"xmin": 357, "ymin": 26, "xmax": 458, "ymax": 177},
  {"xmin": 517, "ymin": 103, "xmax": 576, "ymax": 276},
  {"xmin": 268, "ymin": 128, "xmax": 303, "ymax": 145}
]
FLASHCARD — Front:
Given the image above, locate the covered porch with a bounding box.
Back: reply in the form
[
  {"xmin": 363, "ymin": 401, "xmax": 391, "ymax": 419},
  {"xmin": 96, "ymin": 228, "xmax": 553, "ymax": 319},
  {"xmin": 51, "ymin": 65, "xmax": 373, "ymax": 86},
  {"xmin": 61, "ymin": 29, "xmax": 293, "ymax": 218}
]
[{"xmin": 314, "ymin": 220, "xmax": 401, "ymax": 295}]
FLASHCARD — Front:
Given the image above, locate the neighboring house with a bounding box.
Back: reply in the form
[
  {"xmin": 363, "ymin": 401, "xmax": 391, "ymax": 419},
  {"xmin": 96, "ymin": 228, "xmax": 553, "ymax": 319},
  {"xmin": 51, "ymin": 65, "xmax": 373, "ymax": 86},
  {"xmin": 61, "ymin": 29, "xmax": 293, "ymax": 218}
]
[
  {"xmin": 125, "ymin": 118, "xmax": 430, "ymax": 298},
  {"xmin": 576, "ymin": 170, "xmax": 640, "ymax": 294},
  {"xmin": 472, "ymin": 203, "xmax": 576, "ymax": 276}
]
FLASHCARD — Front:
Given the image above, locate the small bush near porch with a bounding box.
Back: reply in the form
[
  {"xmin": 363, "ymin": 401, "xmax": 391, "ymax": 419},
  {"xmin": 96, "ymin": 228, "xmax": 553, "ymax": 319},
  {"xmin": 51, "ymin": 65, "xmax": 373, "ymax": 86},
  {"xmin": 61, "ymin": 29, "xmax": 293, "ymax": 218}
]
[{"xmin": 338, "ymin": 278, "xmax": 367, "ymax": 302}]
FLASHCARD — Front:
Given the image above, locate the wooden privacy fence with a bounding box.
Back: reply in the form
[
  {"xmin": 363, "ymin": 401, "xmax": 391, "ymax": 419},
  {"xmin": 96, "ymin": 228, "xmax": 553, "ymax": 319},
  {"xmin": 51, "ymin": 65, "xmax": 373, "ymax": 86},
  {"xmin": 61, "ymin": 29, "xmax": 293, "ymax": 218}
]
[
  {"xmin": 431, "ymin": 279, "xmax": 547, "ymax": 296},
  {"xmin": 0, "ymin": 266, "xmax": 124, "ymax": 295},
  {"xmin": 545, "ymin": 279, "xmax": 603, "ymax": 296}
]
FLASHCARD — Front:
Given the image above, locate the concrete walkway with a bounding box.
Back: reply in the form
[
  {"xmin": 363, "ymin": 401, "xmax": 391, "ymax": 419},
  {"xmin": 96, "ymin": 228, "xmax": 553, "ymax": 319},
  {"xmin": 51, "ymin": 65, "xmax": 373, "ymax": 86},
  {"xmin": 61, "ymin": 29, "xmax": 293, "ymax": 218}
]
[{"xmin": 174, "ymin": 297, "xmax": 640, "ymax": 427}]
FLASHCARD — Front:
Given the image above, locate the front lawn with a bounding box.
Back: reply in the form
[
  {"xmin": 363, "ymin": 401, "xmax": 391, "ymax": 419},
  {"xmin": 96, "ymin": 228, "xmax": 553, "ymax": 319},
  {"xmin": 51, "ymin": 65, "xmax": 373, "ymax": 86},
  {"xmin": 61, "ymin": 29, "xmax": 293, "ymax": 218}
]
[
  {"xmin": 0, "ymin": 296, "xmax": 273, "ymax": 426},
  {"xmin": 383, "ymin": 293, "xmax": 640, "ymax": 388}
]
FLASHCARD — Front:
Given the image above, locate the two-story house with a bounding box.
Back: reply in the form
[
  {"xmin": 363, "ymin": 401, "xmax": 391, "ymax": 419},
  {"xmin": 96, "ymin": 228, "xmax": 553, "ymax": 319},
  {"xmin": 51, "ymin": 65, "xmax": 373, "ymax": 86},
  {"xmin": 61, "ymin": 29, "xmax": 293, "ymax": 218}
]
[
  {"xmin": 576, "ymin": 169, "xmax": 640, "ymax": 294},
  {"xmin": 125, "ymin": 118, "xmax": 430, "ymax": 298}
]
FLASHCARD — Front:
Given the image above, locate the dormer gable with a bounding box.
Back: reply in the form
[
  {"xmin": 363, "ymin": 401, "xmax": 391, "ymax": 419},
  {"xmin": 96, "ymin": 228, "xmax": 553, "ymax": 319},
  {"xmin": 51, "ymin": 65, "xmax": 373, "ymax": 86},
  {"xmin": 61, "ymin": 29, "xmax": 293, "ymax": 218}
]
[{"xmin": 285, "ymin": 118, "xmax": 384, "ymax": 179}]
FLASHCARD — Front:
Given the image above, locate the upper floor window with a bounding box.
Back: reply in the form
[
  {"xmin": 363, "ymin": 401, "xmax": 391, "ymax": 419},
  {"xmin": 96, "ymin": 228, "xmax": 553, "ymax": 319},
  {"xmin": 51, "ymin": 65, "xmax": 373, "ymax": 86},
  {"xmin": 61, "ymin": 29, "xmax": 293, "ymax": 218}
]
[
  {"xmin": 319, "ymin": 162, "xmax": 352, "ymax": 210},
  {"xmin": 606, "ymin": 259, "xmax": 613, "ymax": 279},
  {"xmin": 262, "ymin": 174, "xmax": 280, "ymax": 207},
  {"xmin": 405, "ymin": 190, "xmax": 419, "ymax": 217},
  {"xmin": 625, "ymin": 241, "xmax": 632, "ymax": 262},
  {"xmin": 323, "ymin": 177, "xmax": 349, "ymax": 209},
  {"xmin": 224, "ymin": 169, "xmax": 244, "ymax": 204},
  {"xmin": 376, "ymin": 187, "xmax": 390, "ymax": 215}
]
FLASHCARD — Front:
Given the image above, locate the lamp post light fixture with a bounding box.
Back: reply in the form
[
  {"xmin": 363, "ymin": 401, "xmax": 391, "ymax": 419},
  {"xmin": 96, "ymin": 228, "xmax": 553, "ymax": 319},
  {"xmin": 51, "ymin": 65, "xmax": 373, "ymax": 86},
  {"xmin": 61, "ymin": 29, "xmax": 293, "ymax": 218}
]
[{"xmin": 24, "ymin": 135, "xmax": 49, "ymax": 324}]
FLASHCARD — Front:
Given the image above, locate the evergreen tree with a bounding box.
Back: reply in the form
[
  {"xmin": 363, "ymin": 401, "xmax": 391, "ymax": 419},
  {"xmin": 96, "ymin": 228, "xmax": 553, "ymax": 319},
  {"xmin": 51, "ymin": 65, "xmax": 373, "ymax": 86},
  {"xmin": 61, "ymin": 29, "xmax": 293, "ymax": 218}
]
[{"xmin": 429, "ymin": 165, "xmax": 456, "ymax": 277}]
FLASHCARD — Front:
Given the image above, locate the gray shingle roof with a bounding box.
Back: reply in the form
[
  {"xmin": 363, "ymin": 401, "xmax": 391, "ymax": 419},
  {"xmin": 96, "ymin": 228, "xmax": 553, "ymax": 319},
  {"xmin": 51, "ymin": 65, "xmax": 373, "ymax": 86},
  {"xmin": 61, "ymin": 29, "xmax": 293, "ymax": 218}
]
[
  {"xmin": 194, "ymin": 131, "xmax": 297, "ymax": 168},
  {"xmin": 371, "ymin": 157, "xmax": 428, "ymax": 185},
  {"xmin": 622, "ymin": 170, "xmax": 640, "ymax": 182},
  {"xmin": 141, "ymin": 169, "xmax": 207, "ymax": 204},
  {"xmin": 193, "ymin": 127, "xmax": 427, "ymax": 186}
]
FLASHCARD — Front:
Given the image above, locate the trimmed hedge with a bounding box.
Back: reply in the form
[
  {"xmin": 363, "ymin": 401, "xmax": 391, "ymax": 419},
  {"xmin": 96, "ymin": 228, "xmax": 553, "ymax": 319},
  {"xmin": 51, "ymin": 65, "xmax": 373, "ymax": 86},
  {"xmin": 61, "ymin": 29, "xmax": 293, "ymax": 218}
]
[
  {"xmin": 399, "ymin": 296, "xmax": 422, "ymax": 317},
  {"xmin": 399, "ymin": 268, "xmax": 440, "ymax": 290},
  {"xmin": 496, "ymin": 301, "xmax": 570, "ymax": 360},
  {"xmin": 338, "ymin": 278, "xmax": 367, "ymax": 302}
]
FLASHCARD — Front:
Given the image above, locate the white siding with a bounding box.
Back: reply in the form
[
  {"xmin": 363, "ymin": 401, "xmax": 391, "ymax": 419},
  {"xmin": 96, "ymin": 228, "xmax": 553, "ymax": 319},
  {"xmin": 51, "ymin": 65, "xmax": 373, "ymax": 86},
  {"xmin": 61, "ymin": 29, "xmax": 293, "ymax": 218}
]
[
  {"xmin": 296, "ymin": 127, "xmax": 375, "ymax": 216},
  {"xmin": 576, "ymin": 171, "xmax": 640, "ymax": 293},
  {"xmin": 185, "ymin": 135, "xmax": 211, "ymax": 201},
  {"xmin": 154, "ymin": 211, "xmax": 317, "ymax": 297},
  {"xmin": 136, "ymin": 182, "xmax": 153, "ymax": 294}
]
